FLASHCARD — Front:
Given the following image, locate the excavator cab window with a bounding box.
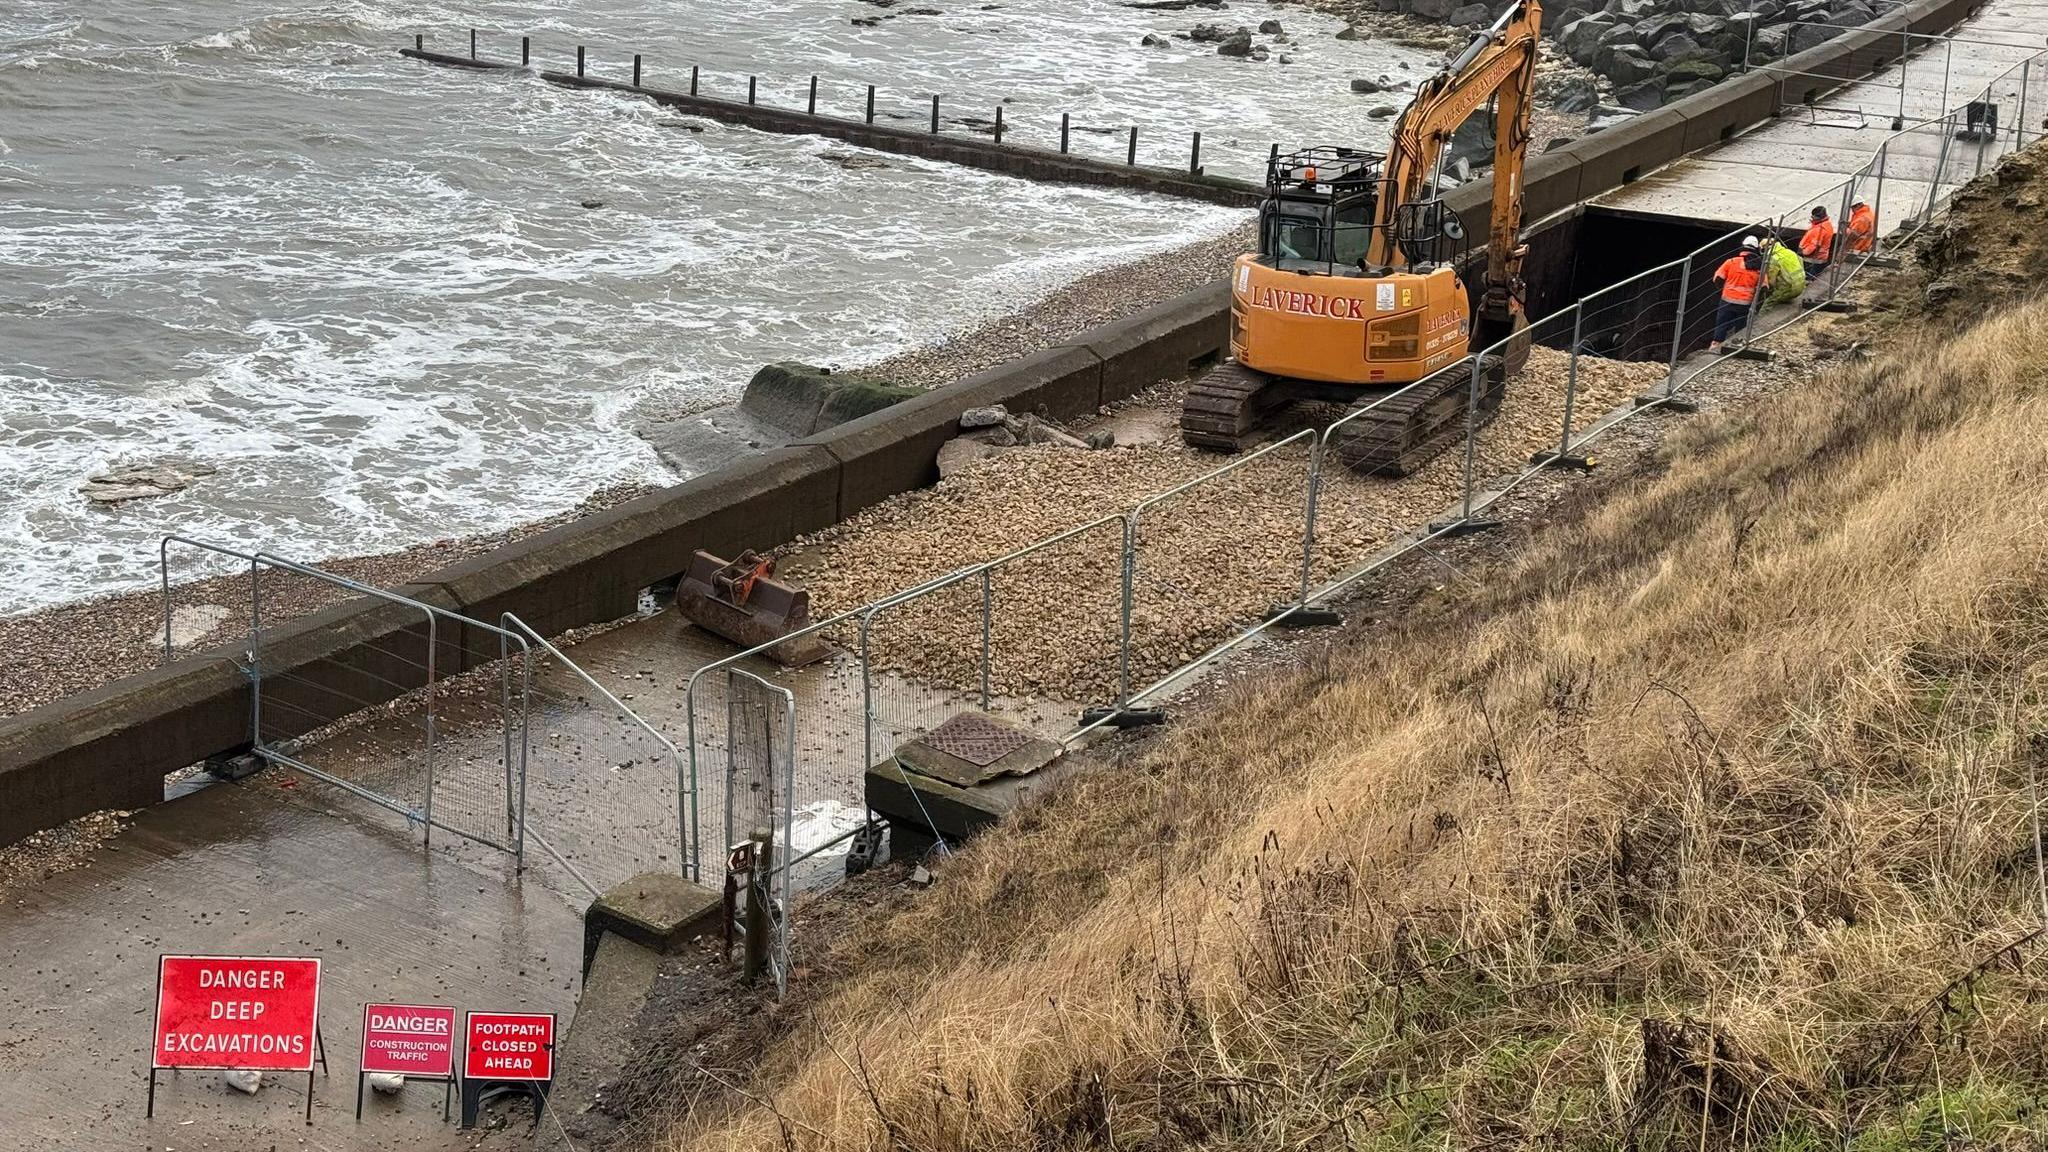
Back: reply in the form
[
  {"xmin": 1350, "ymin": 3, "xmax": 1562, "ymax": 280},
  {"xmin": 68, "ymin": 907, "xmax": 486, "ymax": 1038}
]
[{"xmin": 1260, "ymin": 182, "xmax": 1378, "ymax": 271}]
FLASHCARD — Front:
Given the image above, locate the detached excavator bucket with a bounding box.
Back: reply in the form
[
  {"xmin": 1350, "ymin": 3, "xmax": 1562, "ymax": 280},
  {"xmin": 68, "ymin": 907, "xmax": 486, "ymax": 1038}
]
[{"xmin": 675, "ymin": 550, "xmax": 832, "ymax": 667}]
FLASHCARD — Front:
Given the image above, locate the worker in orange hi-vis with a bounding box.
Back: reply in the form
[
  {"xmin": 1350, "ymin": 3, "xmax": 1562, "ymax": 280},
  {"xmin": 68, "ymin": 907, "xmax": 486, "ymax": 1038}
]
[
  {"xmin": 1710, "ymin": 236, "xmax": 1767, "ymax": 353},
  {"xmin": 1845, "ymin": 199, "xmax": 1876, "ymax": 256},
  {"xmin": 1798, "ymin": 205, "xmax": 1837, "ymax": 280}
]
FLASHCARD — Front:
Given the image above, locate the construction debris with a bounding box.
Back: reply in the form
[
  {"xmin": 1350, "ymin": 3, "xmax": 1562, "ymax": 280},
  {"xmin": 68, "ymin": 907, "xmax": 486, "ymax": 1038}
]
[
  {"xmin": 674, "ymin": 550, "xmax": 832, "ymax": 666},
  {"xmin": 937, "ymin": 405, "xmax": 1114, "ymax": 479}
]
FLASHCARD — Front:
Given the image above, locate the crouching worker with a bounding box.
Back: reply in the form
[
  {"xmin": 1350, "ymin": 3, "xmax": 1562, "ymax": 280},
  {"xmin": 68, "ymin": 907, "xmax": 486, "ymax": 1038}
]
[
  {"xmin": 1763, "ymin": 235, "xmax": 1805, "ymax": 307},
  {"xmin": 1710, "ymin": 236, "xmax": 1766, "ymax": 353},
  {"xmin": 1799, "ymin": 205, "xmax": 1836, "ymax": 281}
]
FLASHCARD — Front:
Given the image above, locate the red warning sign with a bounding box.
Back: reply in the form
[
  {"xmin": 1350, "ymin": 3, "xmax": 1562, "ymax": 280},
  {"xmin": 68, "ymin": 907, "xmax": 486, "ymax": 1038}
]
[
  {"xmin": 152, "ymin": 955, "xmax": 322, "ymax": 1072},
  {"xmin": 360, "ymin": 1003, "xmax": 456, "ymax": 1078},
  {"xmin": 463, "ymin": 1011, "xmax": 555, "ymax": 1082}
]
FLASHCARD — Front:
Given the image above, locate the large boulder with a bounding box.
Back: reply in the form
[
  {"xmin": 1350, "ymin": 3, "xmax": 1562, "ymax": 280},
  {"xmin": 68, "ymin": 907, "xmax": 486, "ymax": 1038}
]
[
  {"xmin": 1788, "ymin": 21, "xmax": 1836, "ymax": 53},
  {"xmin": 1603, "ymin": 44, "xmax": 1659, "ymax": 86},
  {"xmin": 1410, "ymin": 0, "xmax": 1459, "ymax": 20},
  {"xmin": 1604, "ymin": 0, "xmax": 1657, "ymax": 21},
  {"xmin": 1593, "ymin": 35, "xmax": 1649, "ymax": 74},
  {"xmin": 1216, "ymin": 27, "xmax": 1254, "ymax": 55},
  {"xmin": 1560, "ymin": 14, "xmax": 1617, "ymax": 57},
  {"xmin": 1448, "ymin": 2, "xmax": 1490, "ymax": 24},
  {"xmin": 1614, "ymin": 76, "xmax": 1668, "ymax": 110},
  {"xmin": 1653, "ymin": 31, "xmax": 1704, "ymax": 60},
  {"xmin": 1188, "ymin": 21, "xmax": 1234, "ymax": 40},
  {"xmin": 1662, "ymin": 58, "xmax": 1728, "ymax": 91}
]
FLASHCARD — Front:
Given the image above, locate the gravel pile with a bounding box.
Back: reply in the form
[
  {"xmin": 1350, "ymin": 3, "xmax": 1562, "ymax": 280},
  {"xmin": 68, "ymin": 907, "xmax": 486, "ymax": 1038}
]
[
  {"xmin": 788, "ymin": 345, "xmax": 1665, "ymax": 701},
  {"xmin": 0, "ymin": 809, "xmax": 129, "ymax": 899}
]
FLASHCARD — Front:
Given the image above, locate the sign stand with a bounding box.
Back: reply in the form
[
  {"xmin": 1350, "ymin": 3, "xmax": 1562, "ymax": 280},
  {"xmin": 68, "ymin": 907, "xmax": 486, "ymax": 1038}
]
[
  {"xmin": 356, "ymin": 1002, "xmax": 460, "ymax": 1124},
  {"xmin": 357, "ymin": 1071, "xmax": 453, "ymax": 1122},
  {"xmin": 459, "ymin": 1077, "xmax": 549, "ymax": 1129},
  {"xmin": 458, "ymin": 1011, "xmax": 557, "ymax": 1131},
  {"xmin": 150, "ymin": 1025, "xmax": 326, "ymax": 1123},
  {"xmin": 146, "ymin": 955, "xmax": 325, "ymax": 1126}
]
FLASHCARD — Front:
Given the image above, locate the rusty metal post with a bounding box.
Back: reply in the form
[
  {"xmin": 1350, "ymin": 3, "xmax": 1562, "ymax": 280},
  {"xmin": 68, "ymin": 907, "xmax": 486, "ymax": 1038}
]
[{"xmin": 742, "ymin": 828, "xmax": 772, "ymax": 983}]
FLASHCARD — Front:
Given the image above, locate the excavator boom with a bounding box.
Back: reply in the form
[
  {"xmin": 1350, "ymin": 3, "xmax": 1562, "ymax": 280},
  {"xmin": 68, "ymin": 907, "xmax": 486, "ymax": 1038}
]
[{"xmin": 1370, "ymin": 0, "xmax": 1541, "ymax": 338}]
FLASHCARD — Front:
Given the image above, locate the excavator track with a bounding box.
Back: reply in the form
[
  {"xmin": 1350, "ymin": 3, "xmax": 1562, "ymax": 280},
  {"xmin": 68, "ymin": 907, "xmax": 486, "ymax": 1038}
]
[
  {"xmin": 1332, "ymin": 355, "xmax": 1507, "ymax": 478},
  {"xmin": 1179, "ymin": 360, "xmax": 1292, "ymax": 452}
]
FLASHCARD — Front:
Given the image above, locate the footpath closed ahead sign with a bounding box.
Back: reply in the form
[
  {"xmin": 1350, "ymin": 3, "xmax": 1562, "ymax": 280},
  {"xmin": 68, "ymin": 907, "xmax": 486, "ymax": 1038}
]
[
  {"xmin": 153, "ymin": 955, "xmax": 322, "ymax": 1071},
  {"xmin": 361, "ymin": 1003, "xmax": 456, "ymax": 1077},
  {"xmin": 463, "ymin": 1011, "xmax": 555, "ymax": 1081}
]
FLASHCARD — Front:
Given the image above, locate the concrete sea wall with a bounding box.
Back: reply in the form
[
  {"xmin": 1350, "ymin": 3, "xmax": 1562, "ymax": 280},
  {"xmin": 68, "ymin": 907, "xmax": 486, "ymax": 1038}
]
[{"xmin": 0, "ymin": 0, "xmax": 1976, "ymax": 846}]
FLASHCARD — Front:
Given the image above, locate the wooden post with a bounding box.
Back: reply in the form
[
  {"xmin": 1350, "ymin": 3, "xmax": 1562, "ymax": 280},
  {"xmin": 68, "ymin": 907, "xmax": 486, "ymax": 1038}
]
[
  {"xmin": 866, "ymin": 84, "xmax": 876, "ymax": 123},
  {"xmin": 808, "ymin": 75, "xmax": 818, "ymax": 115},
  {"xmin": 1189, "ymin": 130, "xmax": 1201, "ymax": 176},
  {"xmin": 1061, "ymin": 112, "xmax": 1070, "ymax": 153},
  {"xmin": 931, "ymin": 94, "xmax": 940, "ymax": 133},
  {"xmin": 748, "ymin": 75, "xmax": 757, "ymax": 104},
  {"xmin": 415, "ymin": 33, "xmax": 423, "ymax": 51},
  {"xmin": 994, "ymin": 104, "xmax": 1004, "ymax": 144},
  {"xmin": 521, "ymin": 36, "xmax": 529, "ymax": 66},
  {"xmin": 1127, "ymin": 125, "xmax": 1138, "ymax": 165},
  {"xmin": 633, "ymin": 54, "xmax": 642, "ymax": 87},
  {"xmin": 468, "ymin": 29, "xmax": 476, "ymax": 59},
  {"xmin": 691, "ymin": 64, "xmax": 699, "ymax": 95},
  {"xmin": 576, "ymin": 45, "xmax": 585, "ymax": 77}
]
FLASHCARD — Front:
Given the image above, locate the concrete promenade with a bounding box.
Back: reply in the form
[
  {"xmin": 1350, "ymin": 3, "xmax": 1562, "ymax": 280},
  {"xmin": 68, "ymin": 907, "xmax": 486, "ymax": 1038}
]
[{"xmin": 1601, "ymin": 0, "xmax": 2045, "ymax": 231}]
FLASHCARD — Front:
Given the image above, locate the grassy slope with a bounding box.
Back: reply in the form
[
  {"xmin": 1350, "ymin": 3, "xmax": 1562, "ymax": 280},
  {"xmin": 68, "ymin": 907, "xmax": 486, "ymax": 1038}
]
[{"xmin": 671, "ymin": 152, "xmax": 2048, "ymax": 1151}]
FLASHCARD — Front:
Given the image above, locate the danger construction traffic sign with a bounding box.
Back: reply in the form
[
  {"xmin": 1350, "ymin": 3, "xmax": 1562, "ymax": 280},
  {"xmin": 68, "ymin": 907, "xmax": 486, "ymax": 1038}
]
[{"xmin": 360, "ymin": 1003, "xmax": 456, "ymax": 1078}]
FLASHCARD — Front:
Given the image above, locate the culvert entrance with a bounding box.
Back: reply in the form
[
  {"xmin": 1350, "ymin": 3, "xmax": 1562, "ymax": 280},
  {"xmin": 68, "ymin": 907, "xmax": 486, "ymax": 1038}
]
[{"xmin": 1516, "ymin": 206, "xmax": 1759, "ymax": 363}]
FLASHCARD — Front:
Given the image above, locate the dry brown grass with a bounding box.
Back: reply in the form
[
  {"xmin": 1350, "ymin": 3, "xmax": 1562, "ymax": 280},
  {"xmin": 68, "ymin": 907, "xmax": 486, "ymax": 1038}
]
[{"xmin": 661, "ymin": 186, "xmax": 2048, "ymax": 1150}]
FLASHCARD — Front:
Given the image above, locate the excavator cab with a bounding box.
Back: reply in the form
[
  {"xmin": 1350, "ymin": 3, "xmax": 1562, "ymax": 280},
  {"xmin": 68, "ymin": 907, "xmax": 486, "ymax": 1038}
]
[
  {"xmin": 1259, "ymin": 148, "xmax": 1383, "ymax": 272},
  {"xmin": 1259, "ymin": 147, "xmax": 1473, "ymax": 275}
]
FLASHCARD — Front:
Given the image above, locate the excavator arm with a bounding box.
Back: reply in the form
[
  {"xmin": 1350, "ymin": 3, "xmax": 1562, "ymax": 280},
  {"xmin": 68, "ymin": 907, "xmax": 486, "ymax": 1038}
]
[{"xmin": 1369, "ymin": 0, "xmax": 1542, "ymax": 338}]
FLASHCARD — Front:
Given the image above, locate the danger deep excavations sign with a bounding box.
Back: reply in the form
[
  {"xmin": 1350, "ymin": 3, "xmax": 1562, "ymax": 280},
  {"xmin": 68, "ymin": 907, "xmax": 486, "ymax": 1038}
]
[
  {"xmin": 463, "ymin": 1011, "xmax": 555, "ymax": 1082},
  {"xmin": 361, "ymin": 1003, "xmax": 456, "ymax": 1078},
  {"xmin": 153, "ymin": 955, "xmax": 322, "ymax": 1072}
]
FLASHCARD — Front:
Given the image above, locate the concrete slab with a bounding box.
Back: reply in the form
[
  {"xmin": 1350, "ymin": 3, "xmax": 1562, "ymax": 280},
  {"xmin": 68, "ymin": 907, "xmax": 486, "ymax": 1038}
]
[
  {"xmin": 583, "ymin": 872, "xmax": 722, "ymax": 975},
  {"xmin": 0, "ymin": 778, "xmax": 579, "ymax": 1149}
]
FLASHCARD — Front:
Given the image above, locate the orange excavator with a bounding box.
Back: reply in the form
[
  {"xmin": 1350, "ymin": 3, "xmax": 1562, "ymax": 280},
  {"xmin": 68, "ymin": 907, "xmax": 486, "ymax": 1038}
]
[{"xmin": 1181, "ymin": 0, "xmax": 1541, "ymax": 473}]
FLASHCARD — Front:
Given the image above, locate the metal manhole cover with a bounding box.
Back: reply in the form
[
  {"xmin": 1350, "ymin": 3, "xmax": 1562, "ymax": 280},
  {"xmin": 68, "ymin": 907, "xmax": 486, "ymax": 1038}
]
[{"xmin": 923, "ymin": 713, "xmax": 1031, "ymax": 768}]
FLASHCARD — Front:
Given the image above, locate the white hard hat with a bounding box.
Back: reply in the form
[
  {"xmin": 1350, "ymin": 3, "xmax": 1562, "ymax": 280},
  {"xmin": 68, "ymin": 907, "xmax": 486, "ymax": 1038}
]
[{"xmin": 1742, "ymin": 235, "xmax": 1760, "ymax": 249}]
